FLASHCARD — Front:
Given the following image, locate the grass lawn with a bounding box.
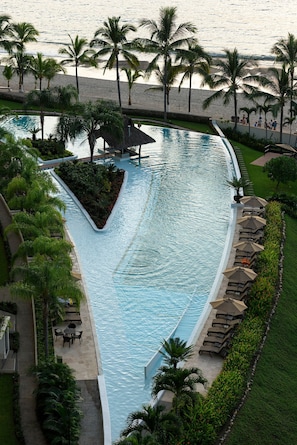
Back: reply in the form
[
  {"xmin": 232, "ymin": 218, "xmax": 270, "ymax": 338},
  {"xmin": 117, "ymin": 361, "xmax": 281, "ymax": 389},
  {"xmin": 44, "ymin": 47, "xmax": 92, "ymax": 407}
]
[
  {"xmin": 224, "ymin": 141, "xmax": 297, "ymax": 444},
  {"xmin": 225, "ymin": 215, "xmax": 297, "ymax": 445},
  {"xmin": 0, "ymin": 375, "xmax": 20, "ymax": 445}
]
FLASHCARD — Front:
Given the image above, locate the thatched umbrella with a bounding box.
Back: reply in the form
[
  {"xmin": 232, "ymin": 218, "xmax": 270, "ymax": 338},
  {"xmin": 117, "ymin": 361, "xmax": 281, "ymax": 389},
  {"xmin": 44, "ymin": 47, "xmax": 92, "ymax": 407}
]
[
  {"xmin": 237, "ymin": 215, "xmax": 266, "ymax": 231},
  {"xmin": 210, "ymin": 298, "xmax": 247, "ymax": 316},
  {"xmin": 240, "ymin": 196, "xmax": 268, "ymax": 208},
  {"xmin": 233, "ymin": 241, "xmax": 264, "ymax": 255},
  {"xmin": 223, "ymin": 266, "xmax": 257, "ymax": 284}
]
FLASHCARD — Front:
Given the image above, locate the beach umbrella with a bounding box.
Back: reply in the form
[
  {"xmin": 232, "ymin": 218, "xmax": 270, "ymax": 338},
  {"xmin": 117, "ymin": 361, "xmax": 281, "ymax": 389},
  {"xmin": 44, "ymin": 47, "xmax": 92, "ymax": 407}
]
[
  {"xmin": 237, "ymin": 215, "xmax": 266, "ymax": 231},
  {"xmin": 240, "ymin": 196, "xmax": 268, "ymax": 208},
  {"xmin": 233, "ymin": 241, "xmax": 264, "ymax": 254},
  {"xmin": 223, "ymin": 266, "xmax": 257, "ymax": 283},
  {"xmin": 210, "ymin": 297, "xmax": 247, "ymax": 315}
]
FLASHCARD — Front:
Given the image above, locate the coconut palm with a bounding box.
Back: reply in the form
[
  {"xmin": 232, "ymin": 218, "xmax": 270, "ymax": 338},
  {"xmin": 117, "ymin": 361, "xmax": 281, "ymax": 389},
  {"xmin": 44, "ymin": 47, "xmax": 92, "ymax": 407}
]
[
  {"xmin": 146, "ymin": 59, "xmax": 183, "ymax": 108},
  {"xmin": 6, "ymin": 22, "xmax": 39, "ymax": 91},
  {"xmin": 25, "ymin": 88, "xmax": 57, "ymax": 140},
  {"xmin": 136, "ymin": 6, "xmax": 197, "ymax": 120},
  {"xmin": 59, "ymin": 34, "xmax": 95, "ymax": 96},
  {"xmin": 239, "ymin": 105, "xmax": 257, "ymax": 134},
  {"xmin": 52, "ymin": 84, "xmax": 78, "ymax": 114},
  {"xmin": 10, "ymin": 247, "xmax": 83, "ymax": 358},
  {"xmin": 5, "ymin": 50, "xmax": 32, "ymax": 92},
  {"xmin": 256, "ymin": 64, "xmax": 293, "ymax": 143},
  {"xmin": 255, "ymin": 101, "xmax": 275, "ymax": 139},
  {"xmin": 176, "ymin": 41, "xmax": 211, "ymax": 112},
  {"xmin": 160, "ymin": 337, "xmax": 194, "ymax": 369},
  {"xmin": 271, "ymin": 33, "xmax": 297, "ymax": 120},
  {"xmin": 57, "ymin": 100, "xmax": 123, "ymax": 162},
  {"xmin": 203, "ymin": 48, "xmax": 266, "ymax": 130},
  {"xmin": 0, "ymin": 14, "xmax": 11, "ymax": 50},
  {"xmin": 43, "ymin": 58, "xmax": 66, "ymax": 88},
  {"xmin": 227, "ymin": 176, "xmax": 251, "ymax": 202},
  {"xmin": 2, "ymin": 64, "xmax": 14, "ymax": 88},
  {"xmin": 121, "ymin": 65, "xmax": 143, "ymax": 106},
  {"xmin": 90, "ymin": 16, "xmax": 137, "ymax": 108}
]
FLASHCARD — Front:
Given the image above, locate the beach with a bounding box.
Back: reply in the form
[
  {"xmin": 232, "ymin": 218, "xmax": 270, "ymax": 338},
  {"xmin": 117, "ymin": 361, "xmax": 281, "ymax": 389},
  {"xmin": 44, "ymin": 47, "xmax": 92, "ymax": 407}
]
[{"xmin": 1, "ymin": 66, "xmax": 291, "ymax": 127}]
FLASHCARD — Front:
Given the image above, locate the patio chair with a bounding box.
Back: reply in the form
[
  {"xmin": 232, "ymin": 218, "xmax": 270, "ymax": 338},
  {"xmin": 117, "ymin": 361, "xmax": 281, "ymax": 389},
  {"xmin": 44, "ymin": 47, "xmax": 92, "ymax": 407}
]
[
  {"xmin": 54, "ymin": 328, "xmax": 63, "ymax": 341},
  {"xmin": 72, "ymin": 331, "xmax": 83, "ymax": 344},
  {"xmin": 63, "ymin": 335, "xmax": 72, "ymax": 348}
]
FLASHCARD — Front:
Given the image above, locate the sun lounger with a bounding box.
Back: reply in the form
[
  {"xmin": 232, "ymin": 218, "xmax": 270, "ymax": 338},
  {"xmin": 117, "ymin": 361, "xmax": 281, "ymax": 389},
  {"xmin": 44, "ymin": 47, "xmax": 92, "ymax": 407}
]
[
  {"xmin": 203, "ymin": 331, "xmax": 233, "ymax": 346},
  {"xmin": 199, "ymin": 340, "xmax": 229, "ymax": 357},
  {"xmin": 207, "ymin": 319, "xmax": 241, "ymax": 337},
  {"xmin": 226, "ymin": 281, "xmax": 252, "ymax": 295}
]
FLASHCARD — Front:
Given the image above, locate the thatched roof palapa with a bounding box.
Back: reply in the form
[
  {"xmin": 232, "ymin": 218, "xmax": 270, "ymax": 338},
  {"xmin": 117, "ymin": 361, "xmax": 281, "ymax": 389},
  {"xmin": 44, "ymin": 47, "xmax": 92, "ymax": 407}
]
[{"xmin": 96, "ymin": 117, "xmax": 156, "ymax": 156}]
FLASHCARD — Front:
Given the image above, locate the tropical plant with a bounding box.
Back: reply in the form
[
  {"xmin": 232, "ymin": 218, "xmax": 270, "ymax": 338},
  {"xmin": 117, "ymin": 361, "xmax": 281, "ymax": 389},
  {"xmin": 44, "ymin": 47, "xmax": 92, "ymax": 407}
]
[
  {"xmin": 227, "ymin": 176, "xmax": 251, "ymax": 202},
  {"xmin": 146, "ymin": 59, "xmax": 183, "ymax": 108},
  {"xmin": 121, "ymin": 404, "xmax": 179, "ymax": 444},
  {"xmin": 136, "ymin": 6, "xmax": 197, "ymax": 120},
  {"xmin": 0, "ymin": 14, "xmax": 11, "ymax": 50},
  {"xmin": 59, "ymin": 34, "xmax": 95, "ymax": 95},
  {"xmin": 90, "ymin": 16, "xmax": 137, "ymax": 108},
  {"xmin": 5, "ymin": 21, "xmax": 39, "ymax": 91},
  {"xmin": 2, "ymin": 64, "xmax": 14, "ymax": 88},
  {"xmin": 56, "ymin": 99, "xmax": 123, "ymax": 162},
  {"xmin": 176, "ymin": 41, "xmax": 211, "ymax": 112},
  {"xmin": 44, "ymin": 58, "xmax": 66, "ymax": 88},
  {"xmin": 121, "ymin": 65, "xmax": 143, "ymax": 106},
  {"xmin": 152, "ymin": 366, "xmax": 206, "ymax": 414},
  {"xmin": 203, "ymin": 48, "xmax": 266, "ymax": 130},
  {"xmin": 160, "ymin": 337, "xmax": 194, "ymax": 369},
  {"xmin": 10, "ymin": 249, "xmax": 83, "ymax": 358},
  {"xmin": 271, "ymin": 33, "xmax": 297, "ymax": 120},
  {"xmin": 239, "ymin": 105, "xmax": 257, "ymax": 134},
  {"xmin": 25, "ymin": 88, "xmax": 57, "ymax": 140},
  {"xmin": 255, "ymin": 64, "xmax": 294, "ymax": 143},
  {"xmin": 255, "ymin": 100, "xmax": 275, "ymax": 139}
]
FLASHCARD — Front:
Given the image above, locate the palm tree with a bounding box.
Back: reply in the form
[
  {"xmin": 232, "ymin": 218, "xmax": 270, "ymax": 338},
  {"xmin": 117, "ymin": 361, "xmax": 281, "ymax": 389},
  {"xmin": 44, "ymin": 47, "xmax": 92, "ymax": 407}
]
[
  {"xmin": 25, "ymin": 88, "xmax": 57, "ymax": 140},
  {"xmin": 152, "ymin": 366, "xmax": 206, "ymax": 414},
  {"xmin": 146, "ymin": 59, "xmax": 183, "ymax": 108},
  {"xmin": 0, "ymin": 14, "xmax": 11, "ymax": 51},
  {"xmin": 59, "ymin": 34, "xmax": 95, "ymax": 96},
  {"xmin": 90, "ymin": 16, "xmax": 137, "ymax": 108},
  {"xmin": 10, "ymin": 246, "xmax": 83, "ymax": 358},
  {"xmin": 2, "ymin": 64, "xmax": 14, "ymax": 89},
  {"xmin": 271, "ymin": 33, "xmax": 297, "ymax": 120},
  {"xmin": 255, "ymin": 101, "xmax": 275, "ymax": 139},
  {"xmin": 57, "ymin": 100, "xmax": 123, "ymax": 162},
  {"xmin": 52, "ymin": 84, "xmax": 78, "ymax": 113},
  {"xmin": 30, "ymin": 52, "xmax": 49, "ymax": 89},
  {"xmin": 6, "ymin": 22, "xmax": 39, "ymax": 91},
  {"xmin": 121, "ymin": 404, "xmax": 179, "ymax": 444},
  {"xmin": 5, "ymin": 50, "xmax": 32, "ymax": 92},
  {"xmin": 203, "ymin": 48, "xmax": 265, "ymax": 130},
  {"xmin": 256, "ymin": 64, "xmax": 292, "ymax": 143},
  {"xmin": 239, "ymin": 105, "xmax": 257, "ymax": 134},
  {"xmin": 160, "ymin": 337, "xmax": 194, "ymax": 369},
  {"xmin": 176, "ymin": 41, "xmax": 211, "ymax": 112},
  {"xmin": 137, "ymin": 6, "xmax": 197, "ymax": 120},
  {"xmin": 227, "ymin": 176, "xmax": 251, "ymax": 202},
  {"xmin": 121, "ymin": 65, "xmax": 143, "ymax": 106},
  {"xmin": 44, "ymin": 58, "xmax": 66, "ymax": 88}
]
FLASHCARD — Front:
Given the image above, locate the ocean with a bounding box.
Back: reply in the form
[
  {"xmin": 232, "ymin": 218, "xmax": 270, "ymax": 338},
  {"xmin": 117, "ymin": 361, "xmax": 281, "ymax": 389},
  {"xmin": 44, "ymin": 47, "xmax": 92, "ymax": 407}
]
[{"xmin": 1, "ymin": 0, "xmax": 296, "ymax": 62}]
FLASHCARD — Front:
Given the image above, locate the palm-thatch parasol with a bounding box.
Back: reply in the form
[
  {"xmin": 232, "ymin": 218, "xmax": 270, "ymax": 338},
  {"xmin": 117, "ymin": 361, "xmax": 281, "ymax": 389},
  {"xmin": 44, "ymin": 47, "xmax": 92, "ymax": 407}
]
[
  {"xmin": 233, "ymin": 240, "xmax": 264, "ymax": 254},
  {"xmin": 223, "ymin": 266, "xmax": 257, "ymax": 283},
  {"xmin": 237, "ymin": 215, "xmax": 266, "ymax": 231},
  {"xmin": 240, "ymin": 196, "xmax": 268, "ymax": 208},
  {"xmin": 210, "ymin": 297, "xmax": 247, "ymax": 315}
]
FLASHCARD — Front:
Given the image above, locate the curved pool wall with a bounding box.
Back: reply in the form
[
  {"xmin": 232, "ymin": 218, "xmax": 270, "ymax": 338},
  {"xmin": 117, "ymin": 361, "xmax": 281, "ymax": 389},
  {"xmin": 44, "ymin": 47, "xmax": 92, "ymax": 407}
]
[{"xmin": 2, "ymin": 117, "xmax": 237, "ymax": 441}]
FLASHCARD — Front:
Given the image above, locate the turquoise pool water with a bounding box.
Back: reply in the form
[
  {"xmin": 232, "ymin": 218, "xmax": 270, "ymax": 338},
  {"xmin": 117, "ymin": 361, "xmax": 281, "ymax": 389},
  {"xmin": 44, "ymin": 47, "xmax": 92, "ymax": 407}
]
[{"xmin": 3, "ymin": 117, "xmax": 234, "ymax": 440}]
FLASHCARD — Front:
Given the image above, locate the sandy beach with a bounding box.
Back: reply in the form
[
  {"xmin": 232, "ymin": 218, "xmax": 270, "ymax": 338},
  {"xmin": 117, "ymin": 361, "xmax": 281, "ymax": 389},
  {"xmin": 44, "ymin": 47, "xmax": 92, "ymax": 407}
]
[{"xmin": 1, "ymin": 67, "xmax": 285, "ymax": 125}]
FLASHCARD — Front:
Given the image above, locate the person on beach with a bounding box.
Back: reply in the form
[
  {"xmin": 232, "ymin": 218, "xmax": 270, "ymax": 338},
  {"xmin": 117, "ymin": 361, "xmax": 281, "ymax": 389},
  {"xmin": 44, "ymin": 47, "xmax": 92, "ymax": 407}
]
[{"xmin": 272, "ymin": 120, "xmax": 277, "ymax": 130}]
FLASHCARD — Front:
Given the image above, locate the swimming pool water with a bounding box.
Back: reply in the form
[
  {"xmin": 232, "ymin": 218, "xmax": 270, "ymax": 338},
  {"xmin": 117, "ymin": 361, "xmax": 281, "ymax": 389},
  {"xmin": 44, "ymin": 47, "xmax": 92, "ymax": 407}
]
[{"xmin": 2, "ymin": 117, "xmax": 234, "ymax": 440}]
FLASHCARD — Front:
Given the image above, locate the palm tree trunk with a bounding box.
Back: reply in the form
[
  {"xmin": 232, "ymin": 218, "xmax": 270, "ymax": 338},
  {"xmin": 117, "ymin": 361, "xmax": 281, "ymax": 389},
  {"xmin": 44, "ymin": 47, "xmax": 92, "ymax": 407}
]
[
  {"xmin": 163, "ymin": 56, "xmax": 168, "ymax": 121},
  {"xmin": 280, "ymin": 104, "xmax": 284, "ymax": 143},
  {"xmin": 75, "ymin": 62, "xmax": 79, "ymax": 96},
  {"xmin": 234, "ymin": 91, "xmax": 238, "ymax": 130},
  {"xmin": 188, "ymin": 74, "xmax": 192, "ymax": 113},
  {"xmin": 44, "ymin": 300, "xmax": 49, "ymax": 358},
  {"xmin": 116, "ymin": 57, "xmax": 122, "ymax": 108}
]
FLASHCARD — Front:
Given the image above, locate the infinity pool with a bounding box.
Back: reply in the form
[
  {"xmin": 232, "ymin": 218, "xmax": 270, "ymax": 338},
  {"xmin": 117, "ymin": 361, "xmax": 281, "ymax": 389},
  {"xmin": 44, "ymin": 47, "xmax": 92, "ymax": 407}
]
[{"xmin": 3, "ymin": 117, "xmax": 235, "ymax": 440}]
